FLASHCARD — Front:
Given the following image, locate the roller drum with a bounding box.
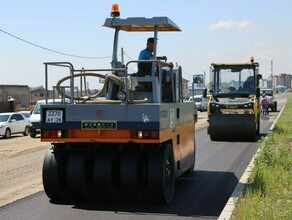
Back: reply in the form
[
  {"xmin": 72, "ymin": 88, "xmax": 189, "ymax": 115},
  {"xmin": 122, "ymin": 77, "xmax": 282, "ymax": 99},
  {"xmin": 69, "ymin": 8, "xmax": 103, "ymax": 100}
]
[{"xmin": 209, "ymin": 114, "xmax": 256, "ymax": 141}]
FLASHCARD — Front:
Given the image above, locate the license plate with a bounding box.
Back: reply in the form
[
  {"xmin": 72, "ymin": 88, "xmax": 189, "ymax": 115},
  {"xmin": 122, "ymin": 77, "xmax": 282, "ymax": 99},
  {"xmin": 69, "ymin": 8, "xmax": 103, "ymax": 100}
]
[{"xmin": 46, "ymin": 110, "xmax": 63, "ymax": 123}]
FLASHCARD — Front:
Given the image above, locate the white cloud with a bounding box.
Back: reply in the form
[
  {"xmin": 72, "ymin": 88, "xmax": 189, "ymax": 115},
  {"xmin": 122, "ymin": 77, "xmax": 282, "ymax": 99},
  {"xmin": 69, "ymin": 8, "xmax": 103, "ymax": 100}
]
[{"xmin": 209, "ymin": 20, "xmax": 252, "ymax": 31}]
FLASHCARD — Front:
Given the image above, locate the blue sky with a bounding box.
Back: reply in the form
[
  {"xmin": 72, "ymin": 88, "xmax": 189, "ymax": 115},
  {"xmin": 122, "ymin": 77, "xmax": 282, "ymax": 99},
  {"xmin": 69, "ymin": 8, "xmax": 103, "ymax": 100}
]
[{"xmin": 1, "ymin": 0, "xmax": 292, "ymax": 87}]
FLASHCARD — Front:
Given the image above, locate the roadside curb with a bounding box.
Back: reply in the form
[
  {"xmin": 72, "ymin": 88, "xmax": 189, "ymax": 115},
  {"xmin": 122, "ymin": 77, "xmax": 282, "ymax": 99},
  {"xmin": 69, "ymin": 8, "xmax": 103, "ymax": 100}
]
[{"xmin": 218, "ymin": 100, "xmax": 287, "ymax": 220}]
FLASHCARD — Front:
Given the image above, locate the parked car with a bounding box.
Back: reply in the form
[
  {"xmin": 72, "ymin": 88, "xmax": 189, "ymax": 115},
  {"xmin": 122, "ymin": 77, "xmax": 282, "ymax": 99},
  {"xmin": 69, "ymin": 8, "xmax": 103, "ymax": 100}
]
[
  {"xmin": 188, "ymin": 95, "xmax": 208, "ymax": 111},
  {"xmin": 0, "ymin": 112, "xmax": 29, "ymax": 138},
  {"xmin": 18, "ymin": 111, "xmax": 31, "ymax": 118}
]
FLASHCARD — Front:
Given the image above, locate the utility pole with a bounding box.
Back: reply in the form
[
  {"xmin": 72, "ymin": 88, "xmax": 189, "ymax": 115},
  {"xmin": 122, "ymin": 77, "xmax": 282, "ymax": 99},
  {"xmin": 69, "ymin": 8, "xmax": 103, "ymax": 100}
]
[
  {"xmin": 121, "ymin": 47, "xmax": 124, "ymax": 65},
  {"xmin": 271, "ymin": 60, "xmax": 273, "ymax": 76},
  {"xmin": 271, "ymin": 60, "xmax": 274, "ymax": 87}
]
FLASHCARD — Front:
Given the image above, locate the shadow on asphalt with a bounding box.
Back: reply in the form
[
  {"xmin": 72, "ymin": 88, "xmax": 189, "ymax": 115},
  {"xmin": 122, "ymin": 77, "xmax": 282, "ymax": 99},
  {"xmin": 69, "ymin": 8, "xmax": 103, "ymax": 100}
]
[{"xmin": 51, "ymin": 171, "xmax": 238, "ymax": 219}]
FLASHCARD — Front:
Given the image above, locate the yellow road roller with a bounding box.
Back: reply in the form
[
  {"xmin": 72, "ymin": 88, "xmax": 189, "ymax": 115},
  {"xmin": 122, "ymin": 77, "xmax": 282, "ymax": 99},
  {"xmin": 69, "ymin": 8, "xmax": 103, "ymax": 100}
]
[{"xmin": 207, "ymin": 57, "xmax": 262, "ymax": 141}]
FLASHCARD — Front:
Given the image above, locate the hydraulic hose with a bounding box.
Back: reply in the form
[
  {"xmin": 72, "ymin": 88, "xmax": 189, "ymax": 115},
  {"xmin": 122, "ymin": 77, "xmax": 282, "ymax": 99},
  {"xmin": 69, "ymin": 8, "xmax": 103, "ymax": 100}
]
[{"xmin": 56, "ymin": 73, "xmax": 148, "ymax": 104}]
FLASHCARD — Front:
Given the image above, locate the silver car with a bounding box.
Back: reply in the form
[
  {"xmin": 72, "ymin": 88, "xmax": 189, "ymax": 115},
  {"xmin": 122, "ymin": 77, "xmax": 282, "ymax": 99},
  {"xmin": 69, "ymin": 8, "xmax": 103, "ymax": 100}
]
[{"xmin": 0, "ymin": 112, "xmax": 29, "ymax": 138}]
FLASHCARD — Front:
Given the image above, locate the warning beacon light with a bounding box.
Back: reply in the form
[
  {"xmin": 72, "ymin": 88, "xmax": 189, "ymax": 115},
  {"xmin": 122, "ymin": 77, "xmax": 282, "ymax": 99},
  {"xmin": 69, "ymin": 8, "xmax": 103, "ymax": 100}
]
[
  {"xmin": 111, "ymin": 4, "xmax": 120, "ymax": 17},
  {"xmin": 250, "ymin": 56, "xmax": 254, "ymax": 63}
]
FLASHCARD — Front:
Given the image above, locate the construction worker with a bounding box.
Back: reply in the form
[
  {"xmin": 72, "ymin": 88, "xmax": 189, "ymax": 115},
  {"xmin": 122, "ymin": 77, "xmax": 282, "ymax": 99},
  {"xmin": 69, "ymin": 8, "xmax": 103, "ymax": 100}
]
[
  {"xmin": 137, "ymin": 37, "xmax": 155, "ymax": 76},
  {"xmin": 261, "ymin": 93, "xmax": 269, "ymax": 115}
]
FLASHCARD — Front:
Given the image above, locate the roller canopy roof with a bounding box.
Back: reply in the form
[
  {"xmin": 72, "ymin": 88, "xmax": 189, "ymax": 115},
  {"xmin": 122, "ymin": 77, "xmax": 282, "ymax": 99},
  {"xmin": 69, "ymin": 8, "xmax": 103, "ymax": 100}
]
[
  {"xmin": 103, "ymin": 17, "xmax": 181, "ymax": 32},
  {"xmin": 211, "ymin": 62, "xmax": 260, "ymax": 68}
]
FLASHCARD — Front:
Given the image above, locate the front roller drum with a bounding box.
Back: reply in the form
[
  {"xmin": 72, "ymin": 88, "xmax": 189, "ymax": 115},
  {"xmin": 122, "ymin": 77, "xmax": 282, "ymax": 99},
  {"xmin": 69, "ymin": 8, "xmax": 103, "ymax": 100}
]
[{"xmin": 209, "ymin": 114, "xmax": 256, "ymax": 141}]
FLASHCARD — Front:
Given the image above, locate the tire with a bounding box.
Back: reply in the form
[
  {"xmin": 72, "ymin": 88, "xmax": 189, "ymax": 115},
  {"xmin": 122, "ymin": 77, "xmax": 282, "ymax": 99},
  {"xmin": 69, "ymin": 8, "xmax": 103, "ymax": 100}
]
[
  {"xmin": 93, "ymin": 152, "xmax": 115, "ymax": 201},
  {"xmin": 4, "ymin": 128, "xmax": 11, "ymax": 139},
  {"xmin": 43, "ymin": 146, "xmax": 62, "ymax": 200},
  {"xmin": 120, "ymin": 153, "xmax": 139, "ymax": 200},
  {"xmin": 23, "ymin": 126, "xmax": 29, "ymax": 136},
  {"xmin": 67, "ymin": 152, "xmax": 88, "ymax": 200},
  {"xmin": 147, "ymin": 143, "xmax": 175, "ymax": 204},
  {"xmin": 30, "ymin": 133, "xmax": 36, "ymax": 138},
  {"xmin": 274, "ymin": 103, "xmax": 277, "ymax": 112}
]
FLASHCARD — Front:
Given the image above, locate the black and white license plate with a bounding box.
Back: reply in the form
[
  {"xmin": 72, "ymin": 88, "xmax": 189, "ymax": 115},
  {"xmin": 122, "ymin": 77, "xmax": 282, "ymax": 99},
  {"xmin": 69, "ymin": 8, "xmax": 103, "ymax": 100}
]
[{"xmin": 46, "ymin": 110, "xmax": 63, "ymax": 123}]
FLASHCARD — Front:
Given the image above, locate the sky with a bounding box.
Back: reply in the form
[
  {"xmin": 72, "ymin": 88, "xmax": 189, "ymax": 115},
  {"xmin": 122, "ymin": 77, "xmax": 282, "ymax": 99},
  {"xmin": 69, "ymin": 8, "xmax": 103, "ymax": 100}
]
[{"xmin": 1, "ymin": 0, "xmax": 292, "ymax": 88}]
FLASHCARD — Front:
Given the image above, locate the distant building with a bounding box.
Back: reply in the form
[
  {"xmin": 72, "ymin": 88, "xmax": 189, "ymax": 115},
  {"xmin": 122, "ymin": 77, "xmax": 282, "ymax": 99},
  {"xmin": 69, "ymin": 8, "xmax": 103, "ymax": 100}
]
[
  {"xmin": 30, "ymin": 86, "xmax": 54, "ymax": 103},
  {"xmin": 260, "ymin": 78, "xmax": 272, "ymax": 89},
  {"xmin": 182, "ymin": 78, "xmax": 189, "ymax": 98},
  {"xmin": 271, "ymin": 73, "xmax": 292, "ymax": 89},
  {"xmin": 0, "ymin": 84, "xmax": 30, "ymax": 111}
]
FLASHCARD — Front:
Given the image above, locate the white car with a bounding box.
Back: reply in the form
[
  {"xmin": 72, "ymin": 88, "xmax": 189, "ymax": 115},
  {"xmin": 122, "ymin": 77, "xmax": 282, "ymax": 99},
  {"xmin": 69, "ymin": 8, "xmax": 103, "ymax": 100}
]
[
  {"xmin": 0, "ymin": 112, "xmax": 29, "ymax": 138},
  {"xmin": 188, "ymin": 95, "xmax": 208, "ymax": 111}
]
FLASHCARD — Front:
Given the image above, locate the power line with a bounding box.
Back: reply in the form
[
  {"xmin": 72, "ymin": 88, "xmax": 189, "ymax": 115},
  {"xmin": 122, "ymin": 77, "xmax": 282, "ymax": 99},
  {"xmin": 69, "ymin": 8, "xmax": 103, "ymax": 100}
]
[
  {"xmin": 183, "ymin": 70, "xmax": 192, "ymax": 78},
  {"xmin": 123, "ymin": 52, "xmax": 133, "ymax": 61},
  {"xmin": 0, "ymin": 28, "xmax": 112, "ymax": 59}
]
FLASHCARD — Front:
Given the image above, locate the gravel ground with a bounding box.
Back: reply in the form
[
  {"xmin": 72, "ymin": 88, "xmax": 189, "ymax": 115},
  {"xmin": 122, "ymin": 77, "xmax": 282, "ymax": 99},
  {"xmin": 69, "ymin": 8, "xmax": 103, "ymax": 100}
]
[
  {"xmin": 0, "ymin": 136, "xmax": 48, "ymax": 207},
  {"xmin": 0, "ymin": 111, "xmax": 208, "ymax": 207}
]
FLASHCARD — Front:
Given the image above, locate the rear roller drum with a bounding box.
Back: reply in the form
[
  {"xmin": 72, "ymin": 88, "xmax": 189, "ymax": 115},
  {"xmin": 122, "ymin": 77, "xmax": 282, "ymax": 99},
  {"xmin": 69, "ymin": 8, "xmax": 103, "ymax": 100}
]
[{"xmin": 147, "ymin": 143, "xmax": 175, "ymax": 204}]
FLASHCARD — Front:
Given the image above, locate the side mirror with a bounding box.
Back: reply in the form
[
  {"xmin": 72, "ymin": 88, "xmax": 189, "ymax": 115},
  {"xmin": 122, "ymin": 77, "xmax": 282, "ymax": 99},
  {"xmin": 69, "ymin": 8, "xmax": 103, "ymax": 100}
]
[
  {"xmin": 203, "ymin": 88, "xmax": 207, "ymax": 98},
  {"xmin": 193, "ymin": 75, "xmax": 204, "ymax": 84}
]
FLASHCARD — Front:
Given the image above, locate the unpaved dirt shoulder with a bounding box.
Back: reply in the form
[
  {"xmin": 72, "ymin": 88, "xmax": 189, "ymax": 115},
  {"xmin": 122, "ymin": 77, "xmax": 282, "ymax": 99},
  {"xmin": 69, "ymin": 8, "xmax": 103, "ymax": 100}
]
[{"xmin": 0, "ymin": 136, "xmax": 48, "ymax": 207}]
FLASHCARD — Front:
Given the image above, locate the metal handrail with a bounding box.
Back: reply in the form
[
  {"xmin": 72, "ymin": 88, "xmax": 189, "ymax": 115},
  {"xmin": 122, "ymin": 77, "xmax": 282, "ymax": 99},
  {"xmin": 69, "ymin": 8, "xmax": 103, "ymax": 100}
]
[{"xmin": 44, "ymin": 62, "xmax": 126, "ymax": 104}]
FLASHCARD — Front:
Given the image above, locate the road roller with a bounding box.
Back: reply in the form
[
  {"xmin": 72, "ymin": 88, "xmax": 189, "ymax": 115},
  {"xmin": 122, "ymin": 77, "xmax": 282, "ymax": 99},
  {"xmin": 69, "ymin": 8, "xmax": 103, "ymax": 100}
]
[
  {"xmin": 207, "ymin": 57, "xmax": 262, "ymax": 141},
  {"xmin": 40, "ymin": 5, "xmax": 196, "ymax": 204}
]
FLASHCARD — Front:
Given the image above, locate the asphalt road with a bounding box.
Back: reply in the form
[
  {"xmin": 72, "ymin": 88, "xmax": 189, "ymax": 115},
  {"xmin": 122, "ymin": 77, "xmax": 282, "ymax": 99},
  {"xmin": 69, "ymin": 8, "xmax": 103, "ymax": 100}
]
[{"xmin": 0, "ymin": 93, "xmax": 287, "ymax": 220}]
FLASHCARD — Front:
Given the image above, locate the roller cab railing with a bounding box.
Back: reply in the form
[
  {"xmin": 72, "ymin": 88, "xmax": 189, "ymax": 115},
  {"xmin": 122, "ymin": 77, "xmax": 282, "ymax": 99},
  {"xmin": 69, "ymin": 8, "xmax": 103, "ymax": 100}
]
[{"xmin": 43, "ymin": 59, "xmax": 176, "ymax": 105}]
